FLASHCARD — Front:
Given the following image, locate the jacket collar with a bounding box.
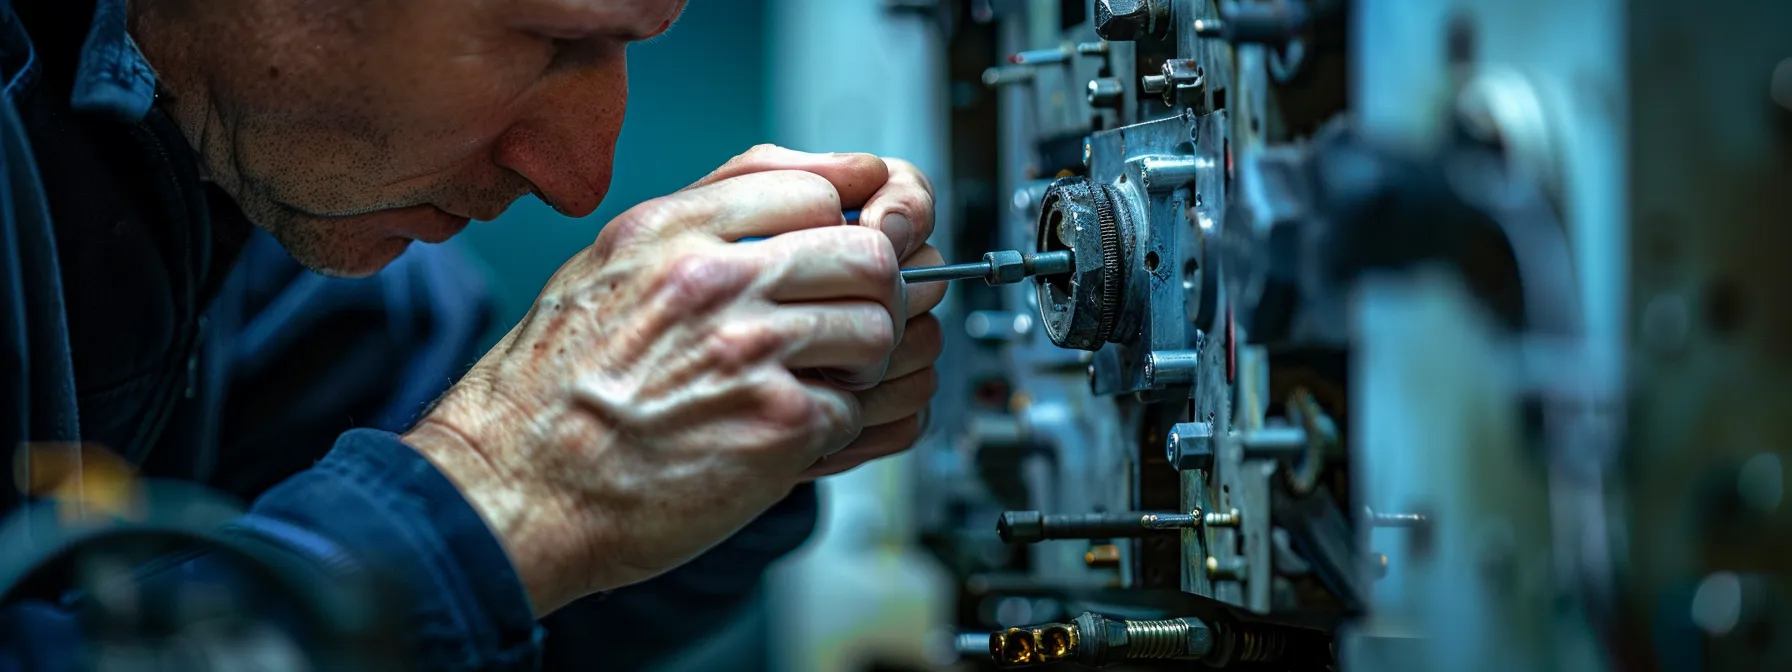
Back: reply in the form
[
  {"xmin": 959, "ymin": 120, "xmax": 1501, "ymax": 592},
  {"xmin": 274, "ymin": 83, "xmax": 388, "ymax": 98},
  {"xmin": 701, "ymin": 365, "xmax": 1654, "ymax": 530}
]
[{"xmin": 70, "ymin": 0, "xmax": 157, "ymax": 123}]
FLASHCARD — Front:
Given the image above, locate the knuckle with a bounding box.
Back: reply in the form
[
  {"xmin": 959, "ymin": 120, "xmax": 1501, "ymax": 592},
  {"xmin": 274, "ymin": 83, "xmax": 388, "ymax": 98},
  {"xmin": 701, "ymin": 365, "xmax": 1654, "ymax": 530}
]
[
  {"xmin": 728, "ymin": 144, "xmax": 784, "ymax": 168},
  {"xmin": 706, "ymin": 321, "xmax": 778, "ymax": 370},
  {"xmin": 621, "ymin": 196, "xmax": 685, "ymax": 235},
  {"xmin": 886, "ymin": 157, "xmax": 934, "ymax": 194},
  {"xmin": 851, "ymin": 306, "xmax": 898, "ymax": 355},
  {"xmin": 758, "ymin": 382, "xmax": 818, "ymax": 431},
  {"xmin": 780, "ymin": 170, "xmax": 843, "ymax": 213},
  {"xmin": 653, "ymin": 250, "xmax": 744, "ymax": 309},
  {"xmin": 843, "ymin": 229, "xmax": 901, "ymax": 283}
]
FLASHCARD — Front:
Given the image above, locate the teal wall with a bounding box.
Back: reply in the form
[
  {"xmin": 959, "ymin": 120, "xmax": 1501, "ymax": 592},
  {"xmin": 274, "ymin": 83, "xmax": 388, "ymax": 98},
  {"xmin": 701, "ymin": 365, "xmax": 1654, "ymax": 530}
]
[{"xmin": 456, "ymin": 1, "xmax": 768, "ymax": 348}]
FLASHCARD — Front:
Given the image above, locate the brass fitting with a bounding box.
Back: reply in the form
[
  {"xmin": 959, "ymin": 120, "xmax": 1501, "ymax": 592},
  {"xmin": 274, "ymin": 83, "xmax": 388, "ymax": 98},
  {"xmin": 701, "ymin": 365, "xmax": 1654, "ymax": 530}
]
[
  {"xmin": 990, "ymin": 622, "xmax": 1079, "ymax": 666},
  {"xmin": 989, "ymin": 611, "xmax": 1321, "ymax": 668}
]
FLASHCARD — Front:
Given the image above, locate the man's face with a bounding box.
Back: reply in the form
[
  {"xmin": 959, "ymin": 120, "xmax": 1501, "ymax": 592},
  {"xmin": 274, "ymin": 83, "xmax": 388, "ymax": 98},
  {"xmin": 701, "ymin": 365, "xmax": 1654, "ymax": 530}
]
[{"xmin": 137, "ymin": 0, "xmax": 688, "ymax": 276}]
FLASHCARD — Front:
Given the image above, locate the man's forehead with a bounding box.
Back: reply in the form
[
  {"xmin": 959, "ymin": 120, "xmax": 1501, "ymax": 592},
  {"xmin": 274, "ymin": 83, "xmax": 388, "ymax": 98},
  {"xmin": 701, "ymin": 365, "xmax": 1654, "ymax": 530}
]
[{"xmin": 504, "ymin": 0, "xmax": 689, "ymax": 39}]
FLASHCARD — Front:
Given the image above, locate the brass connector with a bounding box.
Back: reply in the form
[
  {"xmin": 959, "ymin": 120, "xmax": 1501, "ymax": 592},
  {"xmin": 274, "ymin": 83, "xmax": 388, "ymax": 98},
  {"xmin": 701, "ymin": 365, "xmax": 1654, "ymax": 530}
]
[
  {"xmin": 990, "ymin": 622, "xmax": 1079, "ymax": 666},
  {"xmin": 989, "ymin": 611, "xmax": 1319, "ymax": 668},
  {"xmin": 1084, "ymin": 544, "xmax": 1122, "ymax": 567}
]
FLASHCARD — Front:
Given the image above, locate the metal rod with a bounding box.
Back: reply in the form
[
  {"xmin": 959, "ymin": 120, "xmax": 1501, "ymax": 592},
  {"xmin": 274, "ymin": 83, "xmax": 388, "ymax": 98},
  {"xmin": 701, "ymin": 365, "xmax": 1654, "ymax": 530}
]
[
  {"xmin": 900, "ymin": 249, "xmax": 1074, "ymax": 285},
  {"xmin": 1022, "ymin": 250, "xmax": 1075, "ymax": 276},
  {"xmin": 998, "ymin": 510, "xmax": 1199, "ymax": 543},
  {"xmin": 901, "ymin": 261, "xmax": 994, "ymax": 283}
]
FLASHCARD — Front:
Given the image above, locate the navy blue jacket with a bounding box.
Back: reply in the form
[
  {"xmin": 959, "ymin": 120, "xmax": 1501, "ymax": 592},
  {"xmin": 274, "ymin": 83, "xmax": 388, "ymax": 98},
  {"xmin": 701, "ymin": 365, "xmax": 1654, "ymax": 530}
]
[{"xmin": 0, "ymin": 2, "xmax": 816, "ymax": 669}]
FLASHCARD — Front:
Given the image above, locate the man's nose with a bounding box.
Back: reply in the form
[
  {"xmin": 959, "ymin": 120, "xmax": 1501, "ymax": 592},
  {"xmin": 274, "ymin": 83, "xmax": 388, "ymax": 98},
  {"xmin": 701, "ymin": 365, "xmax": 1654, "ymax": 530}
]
[{"xmin": 491, "ymin": 66, "xmax": 629, "ymax": 219}]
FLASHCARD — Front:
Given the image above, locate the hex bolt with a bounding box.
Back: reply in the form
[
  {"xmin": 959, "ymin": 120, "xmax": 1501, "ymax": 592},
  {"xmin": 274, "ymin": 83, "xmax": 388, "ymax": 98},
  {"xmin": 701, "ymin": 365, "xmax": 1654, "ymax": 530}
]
[
  {"xmin": 1094, "ymin": 0, "xmax": 1171, "ymax": 41},
  {"xmin": 1166, "ymin": 422, "xmax": 1215, "ymax": 471},
  {"xmin": 1141, "ymin": 59, "xmax": 1203, "ymax": 106},
  {"xmin": 984, "ymin": 250, "xmax": 1028, "ymax": 284}
]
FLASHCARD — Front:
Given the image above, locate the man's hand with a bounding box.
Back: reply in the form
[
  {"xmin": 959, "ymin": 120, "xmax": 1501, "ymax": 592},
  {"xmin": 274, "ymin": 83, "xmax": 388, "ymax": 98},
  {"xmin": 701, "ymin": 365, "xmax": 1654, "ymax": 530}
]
[{"xmin": 401, "ymin": 146, "xmax": 945, "ymax": 615}]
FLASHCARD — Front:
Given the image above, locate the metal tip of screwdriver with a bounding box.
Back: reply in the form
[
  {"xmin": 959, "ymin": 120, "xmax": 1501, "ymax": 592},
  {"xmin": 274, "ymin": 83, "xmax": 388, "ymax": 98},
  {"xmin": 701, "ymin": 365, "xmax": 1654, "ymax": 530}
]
[{"xmin": 900, "ymin": 249, "xmax": 1074, "ymax": 286}]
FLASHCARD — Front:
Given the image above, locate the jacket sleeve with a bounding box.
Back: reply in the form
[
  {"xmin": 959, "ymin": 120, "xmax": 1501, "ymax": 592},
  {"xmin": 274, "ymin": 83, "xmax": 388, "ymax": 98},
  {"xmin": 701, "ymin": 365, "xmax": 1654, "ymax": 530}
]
[
  {"xmin": 538, "ymin": 483, "xmax": 816, "ymax": 670},
  {"xmin": 235, "ymin": 428, "xmax": 547, "ymax": 670},
  {"xmin": 0, "ymin": 430, "xmax": 545, "ymax": 672}
]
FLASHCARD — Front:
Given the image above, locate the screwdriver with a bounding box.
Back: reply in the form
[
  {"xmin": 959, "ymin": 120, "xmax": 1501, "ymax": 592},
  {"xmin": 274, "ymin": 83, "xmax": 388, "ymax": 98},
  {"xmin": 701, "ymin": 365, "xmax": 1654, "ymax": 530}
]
[
  {"xmin": 740, "ymin": 209, "xmax": 1075, "ymax": 286},
  {"xmin": 902, "ymin": 249, "xmax": 1073, "ymax": 285}
]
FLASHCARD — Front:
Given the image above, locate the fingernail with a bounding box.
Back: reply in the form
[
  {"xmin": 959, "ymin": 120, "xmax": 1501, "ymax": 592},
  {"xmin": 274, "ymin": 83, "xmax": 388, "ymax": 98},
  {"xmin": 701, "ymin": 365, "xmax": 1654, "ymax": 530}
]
[{"xmin": 881, "ymin": 213, "xmax": 913, "ymax": 257}]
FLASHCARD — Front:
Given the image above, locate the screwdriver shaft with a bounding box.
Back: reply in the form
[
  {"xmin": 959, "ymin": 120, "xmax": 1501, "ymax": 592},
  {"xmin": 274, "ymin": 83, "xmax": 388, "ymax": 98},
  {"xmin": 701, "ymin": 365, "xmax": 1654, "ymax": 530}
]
[
  {"xmin": 900, "ymin": 249, "xmax": 1073, "ymax": 286},
  {"xmin": 901, "ymin": 261, "xmax": 994, "ymax": 284}
]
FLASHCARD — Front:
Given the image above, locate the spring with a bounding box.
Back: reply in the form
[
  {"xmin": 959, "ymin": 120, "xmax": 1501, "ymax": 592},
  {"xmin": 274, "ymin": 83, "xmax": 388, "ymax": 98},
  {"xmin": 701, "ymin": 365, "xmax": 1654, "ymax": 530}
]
[
  {"xmin": 1232, "ymin": 625, "xmax": 1289, "ymax": 663},
  {"xmin": 1123, "ymin": 619, "xmax": 1189, "ymax": 659}
]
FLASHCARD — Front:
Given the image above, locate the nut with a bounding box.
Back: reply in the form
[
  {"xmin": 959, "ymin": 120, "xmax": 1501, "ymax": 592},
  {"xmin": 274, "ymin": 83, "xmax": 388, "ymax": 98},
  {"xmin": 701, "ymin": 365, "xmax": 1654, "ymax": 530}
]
[
  {"xmin": 984, "ymin": 250, "xmax": 1027, "ymax": 285},
  {"xmin": 1094, "ymin": 0, "xmax": 1168, "ymax": 41},
  {"xmin": 1166, "ymin": 422, "xmax": 1215, "ymax": 471},
  {"xmin": 1183, "ymin": 618, "xmax": 1215, "ymax": 657}
]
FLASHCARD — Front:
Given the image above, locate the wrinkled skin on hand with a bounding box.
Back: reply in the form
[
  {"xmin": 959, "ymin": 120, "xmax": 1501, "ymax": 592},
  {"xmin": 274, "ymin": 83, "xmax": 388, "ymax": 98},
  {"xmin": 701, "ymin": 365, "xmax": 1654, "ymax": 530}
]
[{"xmin": 404, "ymin": 146, "xmax": 946, "ymax": 615}]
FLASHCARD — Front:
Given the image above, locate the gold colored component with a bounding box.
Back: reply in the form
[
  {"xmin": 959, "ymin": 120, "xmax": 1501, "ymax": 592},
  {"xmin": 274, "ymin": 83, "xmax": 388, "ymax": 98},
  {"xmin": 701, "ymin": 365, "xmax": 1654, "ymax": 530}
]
[
  {"xmin": 991, "ymin": 623, "xmax": 1080, "ymax": 666},
  {"xmin": 1084, "ymin": 544, "xmax": 1121, "ymax": 567},
  {"xmin": 991, "ymin": 629, "xmax": 1032, "ymax": 665},
  {"xmin": 15, "ymin": 442, "xmax": 143, "ymax": 524},
  {"xmin": 1037, "ymin": 624, "xmax": 1077, "ymax": 661},
  {"xmin": 1009, "ymin": 392, "xmax": 1032, "ymax": 413},
  {"xmin": 1203, "ymin": 507, "xmax": 1242, "ymax": 527}
]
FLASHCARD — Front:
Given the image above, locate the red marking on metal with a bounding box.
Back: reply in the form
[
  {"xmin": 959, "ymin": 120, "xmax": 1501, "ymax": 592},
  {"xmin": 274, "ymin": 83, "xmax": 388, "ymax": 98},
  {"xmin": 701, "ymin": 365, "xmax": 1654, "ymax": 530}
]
[{"xmin": 1226, "ymin": 306, "xmax": 1236, "ymax": 384}]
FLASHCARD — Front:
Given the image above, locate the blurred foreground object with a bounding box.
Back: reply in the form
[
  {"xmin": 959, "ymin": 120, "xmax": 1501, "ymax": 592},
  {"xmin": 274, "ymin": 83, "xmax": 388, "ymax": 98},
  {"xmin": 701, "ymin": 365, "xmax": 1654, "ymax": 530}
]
[{"xmin": 2, "ymin": 445, "xmax": 404, "ymax": 671}]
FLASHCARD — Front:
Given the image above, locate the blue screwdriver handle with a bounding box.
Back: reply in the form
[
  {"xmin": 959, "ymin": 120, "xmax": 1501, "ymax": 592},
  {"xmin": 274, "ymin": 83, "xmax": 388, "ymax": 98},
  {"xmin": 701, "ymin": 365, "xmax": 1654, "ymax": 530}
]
[{"xmin": 737, "ymin": 209, "xmax": 861, "ymax": 243}]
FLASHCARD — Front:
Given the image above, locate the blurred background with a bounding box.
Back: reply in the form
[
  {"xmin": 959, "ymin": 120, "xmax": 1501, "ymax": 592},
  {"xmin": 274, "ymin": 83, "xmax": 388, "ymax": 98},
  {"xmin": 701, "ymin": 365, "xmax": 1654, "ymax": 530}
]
[{"xmin": 459, "ymin": 1, "xmax": 772, "ymax": 344}]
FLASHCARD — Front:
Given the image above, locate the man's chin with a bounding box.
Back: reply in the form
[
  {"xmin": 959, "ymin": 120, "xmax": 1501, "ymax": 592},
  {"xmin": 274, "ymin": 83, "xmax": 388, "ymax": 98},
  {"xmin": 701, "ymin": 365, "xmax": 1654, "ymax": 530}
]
[
  {"xmin": 266, "ymin": 223, "xmax": 415, "ymax": 279},
  {"xmin": 301, "ymin": 237, "xmax": 417, "ymax": 279},
  {"xmin": 261, "ymin": 204, "xmax": 470, "ymax": 278}
]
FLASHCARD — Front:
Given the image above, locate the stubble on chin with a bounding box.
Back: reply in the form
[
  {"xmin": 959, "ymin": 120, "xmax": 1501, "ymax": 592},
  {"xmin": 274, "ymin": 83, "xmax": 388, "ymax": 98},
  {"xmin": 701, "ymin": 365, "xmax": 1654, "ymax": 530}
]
[{"xmin": 245, "ymin": 199, "xmax": 405, "ymax": 279}]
